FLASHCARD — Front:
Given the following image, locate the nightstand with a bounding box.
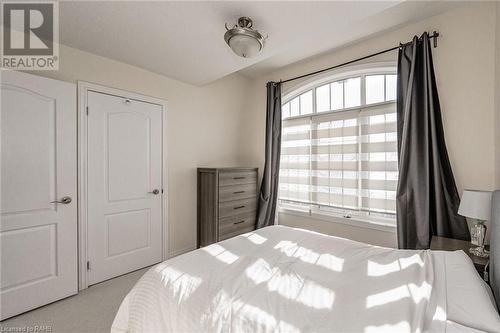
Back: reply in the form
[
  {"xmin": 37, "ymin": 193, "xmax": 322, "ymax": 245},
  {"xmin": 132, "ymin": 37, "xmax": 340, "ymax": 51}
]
[{"xmin": 430, "ymin": 236, "xmax": 489, "ymax": 280}]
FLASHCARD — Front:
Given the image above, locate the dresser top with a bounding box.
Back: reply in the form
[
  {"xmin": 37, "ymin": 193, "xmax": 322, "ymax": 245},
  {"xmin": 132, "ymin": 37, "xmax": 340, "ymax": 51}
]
[{"xmin": 198, "ymin": 167, "xmax": 258, "ymax": 172}]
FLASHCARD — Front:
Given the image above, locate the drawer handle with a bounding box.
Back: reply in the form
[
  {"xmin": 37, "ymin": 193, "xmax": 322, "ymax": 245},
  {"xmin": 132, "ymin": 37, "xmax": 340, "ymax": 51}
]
[
  {"xmin": 233, "ymin": 176, "xmax": 245, "ymax": 180},
  {"xmin": 233, "ymin": 191, "xmax": 245, "ymax": 194},
  {"xmin": 233, "ymin": 205, "xmax": 245, "ymax": 210},
  {"xmin": 234, "ymin": 220, "xmax": 245, "ymax": 225}
]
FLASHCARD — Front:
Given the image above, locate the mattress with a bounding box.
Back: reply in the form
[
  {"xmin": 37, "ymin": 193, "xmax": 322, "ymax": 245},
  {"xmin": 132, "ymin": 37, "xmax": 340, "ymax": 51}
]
[{"xmin": 111, "ymin": 225, "xmax": 500, "ymax": 332}]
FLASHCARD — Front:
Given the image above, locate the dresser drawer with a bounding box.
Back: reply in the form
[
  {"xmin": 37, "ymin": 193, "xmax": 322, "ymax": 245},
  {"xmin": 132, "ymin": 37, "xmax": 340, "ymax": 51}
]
[
  {"xmin": 219, "ymin": 183, "xmax": 257, "ymax": 202},
  {"xmin": 219, "ymin": 170, "xmax": 257, "ymax": 186},
  {"xmin": 219, "ymin": 226, "xmax": 255, "ymax": 241},
  {"xmin": 219, "ymin": 212, "xmax": 256, "ymax": 237},
  {"xmin": 219, "ymin": 198, "xmax": 257, "ymax": 218}
]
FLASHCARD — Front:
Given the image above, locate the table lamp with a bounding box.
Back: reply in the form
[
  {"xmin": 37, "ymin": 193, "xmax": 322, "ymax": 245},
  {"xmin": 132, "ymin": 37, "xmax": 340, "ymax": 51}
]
[{"xmin": 458, "ymin": 190, "xmax": 492, "ymax": 258}]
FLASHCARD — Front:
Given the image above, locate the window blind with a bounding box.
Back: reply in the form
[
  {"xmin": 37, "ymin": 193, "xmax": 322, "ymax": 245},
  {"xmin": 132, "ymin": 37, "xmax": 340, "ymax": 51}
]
[{"xmin": 279, "ymin": 103, "xmax": 397, "ymax": 217}]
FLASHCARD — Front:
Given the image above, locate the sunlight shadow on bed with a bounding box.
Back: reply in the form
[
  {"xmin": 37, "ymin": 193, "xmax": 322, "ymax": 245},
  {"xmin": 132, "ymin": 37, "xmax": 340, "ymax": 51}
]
[
  {"xmin": 274, "ymin": 240, "xmax": 344, "ymax": 272},
  {"xmin": 245, "ymin": 257, "xmax": 335, "ymax": 310},
  {"xmin": 366, "ymin": 281, "xmax": 432, "ymax": 309},
  {"xmin": 364, "ymin": 320, "xmax": 411, "ymax": 333},
  {"xmin": 367, "ymin": 253, "xmax": 425, "ymax": 277},
  {"xmin": 127, "ymin": 226, "xmax": 451, "ymax": 332},
  {"xmin": 269, "ymin": 273, "xmax": 335, "ymax": 310},
  {"xmin": 201, "ymin": 244, "xmax": 239, "ymax": 264},
  {"xmin": 366, "ymin": 285, "xmax": 411, "ymax": 309},
  {"xmin": 432, "ymin": 306, "xmax": 446, "ymax": 322},
  {"xmin": 206, "ymin": 289, "xmax": 299, "ymax": 331},
  {"xmin": 154, "ymin": 265, "xmax": 202, "ymax": 302},
  {"xmin": 295, "ymin": 280, "xmax": 336, "ymax": 310},
  {"xmin": 245, "ymin": 258, "xmax": 273, "ymax": 284},
  {"xmin": 233, "ymin": 300, "xmax": 300, "ymax": 331},
  {"xmin": 243, "ymin": 232, "xmax": 268, "ymax": 245}
]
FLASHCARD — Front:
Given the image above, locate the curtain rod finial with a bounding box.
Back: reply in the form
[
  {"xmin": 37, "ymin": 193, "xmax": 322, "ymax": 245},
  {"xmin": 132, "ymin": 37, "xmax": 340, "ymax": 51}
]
[{"xmin": 432, "ymin": 31, "xmax": 439, "ymax": 48}]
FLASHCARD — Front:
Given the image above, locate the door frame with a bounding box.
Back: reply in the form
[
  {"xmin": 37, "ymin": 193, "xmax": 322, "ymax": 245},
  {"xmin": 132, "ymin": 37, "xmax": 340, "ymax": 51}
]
[{"xmin": 77, "ymin": 81, "xmax": 168, "ymax": 290}]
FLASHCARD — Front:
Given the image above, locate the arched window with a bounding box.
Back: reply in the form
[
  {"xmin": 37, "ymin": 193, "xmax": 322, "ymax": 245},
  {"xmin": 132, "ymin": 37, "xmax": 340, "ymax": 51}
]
[{"xmin": 279, "ymin": 64, "xmax": 397, "ymax": 223}]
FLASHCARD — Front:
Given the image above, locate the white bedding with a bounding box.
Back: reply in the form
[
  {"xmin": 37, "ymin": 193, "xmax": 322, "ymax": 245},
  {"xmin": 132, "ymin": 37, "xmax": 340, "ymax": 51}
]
[{"xmin": 111, "ymin": 226, "xmax": 500, "ymax": 333}]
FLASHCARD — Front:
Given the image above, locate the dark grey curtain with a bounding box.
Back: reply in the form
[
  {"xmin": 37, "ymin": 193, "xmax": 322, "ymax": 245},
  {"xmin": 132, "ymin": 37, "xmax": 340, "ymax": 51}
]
[
  {"xmin": 396, "ymin": 32, "xmax": 469, "ymax": 249},
  {"xmin": 256, "ymin": 81, "xmax": 282, "ymax": 229}
]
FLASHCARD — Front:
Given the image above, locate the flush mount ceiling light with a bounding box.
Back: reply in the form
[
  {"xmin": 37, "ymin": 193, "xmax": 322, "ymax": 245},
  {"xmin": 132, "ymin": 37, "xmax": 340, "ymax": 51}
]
[{"xmin": 224, "ymin": 17, "xmax": 266, "ymax": 58}]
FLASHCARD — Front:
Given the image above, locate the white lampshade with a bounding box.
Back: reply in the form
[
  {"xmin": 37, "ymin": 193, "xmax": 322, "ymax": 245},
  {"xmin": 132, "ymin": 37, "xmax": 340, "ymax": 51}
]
[
  {"xmin": 228, "ymin": 35, "xmax": 262, "ymax": 58},
  {"xmin": 458, "ymin": 190, "xmax": 492, "ymax": 221}
]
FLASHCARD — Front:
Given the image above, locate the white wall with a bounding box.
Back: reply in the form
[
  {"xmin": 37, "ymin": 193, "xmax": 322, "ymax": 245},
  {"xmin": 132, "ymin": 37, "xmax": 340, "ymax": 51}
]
[
  {"xmin": 242, "ymin": 2, "xmax": 499, "ymax": 247},
  {"xmin": 29, "ymin": 45, "xmax": 253, "ymax": 256}
]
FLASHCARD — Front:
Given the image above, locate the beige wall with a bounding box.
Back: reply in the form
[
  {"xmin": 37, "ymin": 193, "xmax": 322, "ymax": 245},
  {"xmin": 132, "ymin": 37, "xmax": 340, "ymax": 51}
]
[
  {"xmin": 20, "ymin": 2, "xmax": 499, "ymax": 252},
  {"xmin": 242, "ymin": 2, "xmax": 499, "ymax": 247},
  {"xmin": 496, "ymin": 2, "xmax": 500, "ymax": 188},
  {"xmin": 280, "ymin": 213, "xmax": 397, "ymax": 248},
  {"xmin": 29, "ymin": 45, "xmax": 253, "ymax": 256}
]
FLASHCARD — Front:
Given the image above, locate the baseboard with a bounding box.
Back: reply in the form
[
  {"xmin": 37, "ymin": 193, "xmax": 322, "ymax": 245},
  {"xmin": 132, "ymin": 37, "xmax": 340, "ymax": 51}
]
[{"xmin": 169, "ymin": 245, "xmax": 197, "ymax": 258}]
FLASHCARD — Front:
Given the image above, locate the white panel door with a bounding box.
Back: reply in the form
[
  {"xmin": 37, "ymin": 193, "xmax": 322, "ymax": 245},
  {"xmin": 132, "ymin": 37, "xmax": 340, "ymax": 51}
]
[
  {"xmin": 0, "ymin": 71, "xmax": 77, "ymax": 320},
  {"xmin": 87, "ymin": 91, "xmax": 163, "ymax": 285}
]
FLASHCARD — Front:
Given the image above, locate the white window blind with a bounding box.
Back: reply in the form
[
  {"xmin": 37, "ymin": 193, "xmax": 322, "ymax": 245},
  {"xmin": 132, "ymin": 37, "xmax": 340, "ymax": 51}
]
[{"xmin": 279, "ymin": 72, "xmax": 397, "ymax": 220}]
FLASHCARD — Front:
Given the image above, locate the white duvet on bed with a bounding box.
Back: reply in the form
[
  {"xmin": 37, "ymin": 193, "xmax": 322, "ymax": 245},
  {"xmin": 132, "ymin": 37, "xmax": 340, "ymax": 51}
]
[{"xmin": 111, "ymin": 225, "xmax": 500, "ymax": 333}]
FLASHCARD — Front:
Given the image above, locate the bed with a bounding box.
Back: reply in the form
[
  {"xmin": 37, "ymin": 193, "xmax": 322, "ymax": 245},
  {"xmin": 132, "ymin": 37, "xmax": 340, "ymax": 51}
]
[{"xmin": 112, "ymin": 192, "xmax": 500, "ymax": 333}]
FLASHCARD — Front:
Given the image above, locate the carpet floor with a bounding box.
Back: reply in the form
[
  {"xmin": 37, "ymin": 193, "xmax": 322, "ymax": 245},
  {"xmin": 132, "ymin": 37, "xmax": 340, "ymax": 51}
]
[{"xmin": 0, "ymin": 267, "xmax": 149, "ymax": 333}]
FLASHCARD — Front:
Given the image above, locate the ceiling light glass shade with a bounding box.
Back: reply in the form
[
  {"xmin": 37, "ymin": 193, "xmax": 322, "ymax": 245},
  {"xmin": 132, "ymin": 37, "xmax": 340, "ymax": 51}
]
[
  {"xmin": 228, "ymin": 34, "xmax": 262, "ymax": 58},
  {"xmin": 224, "ymin": 17, "xmax": 265, "ymax": 58}
]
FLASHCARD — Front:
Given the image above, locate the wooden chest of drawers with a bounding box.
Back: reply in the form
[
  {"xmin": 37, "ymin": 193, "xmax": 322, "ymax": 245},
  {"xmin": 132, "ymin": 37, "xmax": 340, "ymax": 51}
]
[{"xmin": 197, "ymin": 167, "xmax": 258, "ymax": 247}]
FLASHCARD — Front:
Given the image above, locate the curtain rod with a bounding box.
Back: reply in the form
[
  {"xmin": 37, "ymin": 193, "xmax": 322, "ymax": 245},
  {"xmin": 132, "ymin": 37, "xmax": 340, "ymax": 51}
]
[{"xmin": 280, "ymin": 31, "xmax": 439, "ymax": 84}]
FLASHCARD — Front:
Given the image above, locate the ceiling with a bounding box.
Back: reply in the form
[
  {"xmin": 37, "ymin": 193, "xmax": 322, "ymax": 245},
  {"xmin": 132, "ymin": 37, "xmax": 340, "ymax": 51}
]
[{"xmin": 60, "ymin": 1, "xmax": 463, "ymax": 86}]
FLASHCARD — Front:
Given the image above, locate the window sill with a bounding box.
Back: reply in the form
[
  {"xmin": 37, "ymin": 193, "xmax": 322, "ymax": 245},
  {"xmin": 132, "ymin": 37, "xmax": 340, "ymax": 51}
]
[{"xmin": 278, "ymin": 207, "xmax": 397, "ymax": 233}]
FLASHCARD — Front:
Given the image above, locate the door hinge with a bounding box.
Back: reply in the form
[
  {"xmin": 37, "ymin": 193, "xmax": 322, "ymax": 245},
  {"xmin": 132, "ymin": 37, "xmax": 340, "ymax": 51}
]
[
  {"xmin": 86, "ymin": 261, "xmax": 90, "ymax": 271},
  {"xmin": 86, "ymin": 106, "xmax": 89, "ymax": 115}
]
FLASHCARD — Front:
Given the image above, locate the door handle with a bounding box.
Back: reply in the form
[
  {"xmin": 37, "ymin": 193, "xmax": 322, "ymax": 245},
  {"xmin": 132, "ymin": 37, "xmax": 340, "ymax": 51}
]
[
  {"xmin": 50, "ymin": 196, "xmax": 72, "ymax": 204},
  {"xmin": 148, "ymin": 189, "xmax": 160, "ymax": 195}
]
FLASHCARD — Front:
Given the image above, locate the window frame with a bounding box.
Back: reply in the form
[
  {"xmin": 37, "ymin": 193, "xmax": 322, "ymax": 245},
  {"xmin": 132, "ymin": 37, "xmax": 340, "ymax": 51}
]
[
  {"xmin": 282, "ymin": 69, "xmax": 397, "ymax": 121},
  {"xmin": 279, "ymin": 63, "xmax": 398, "ymax": 229}
]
